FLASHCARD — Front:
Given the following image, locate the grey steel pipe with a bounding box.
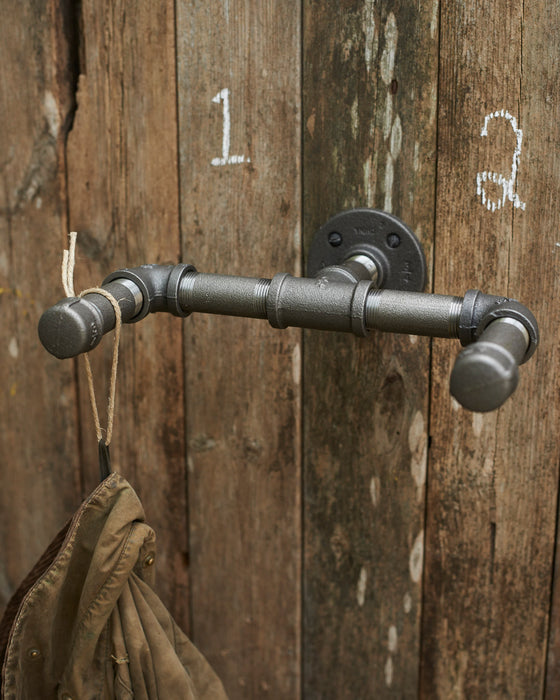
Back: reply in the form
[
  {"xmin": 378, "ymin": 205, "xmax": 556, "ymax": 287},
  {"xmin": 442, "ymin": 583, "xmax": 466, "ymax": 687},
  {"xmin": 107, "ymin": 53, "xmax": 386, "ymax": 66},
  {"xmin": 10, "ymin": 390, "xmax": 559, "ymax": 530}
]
[
  {"xmin": 40, "ymin": 271, "xmax": 465, "ymax": 352},
  {"xmin": 179, "ymin": 272, "xmax": 270, "ymax": 319},
  {"xmin": 365, "ymin": 290, "xmax": 463, "ymax": 339},
  {"xmin": 37, "ymin": 263, "xmax": 538, "ymax": 412}
]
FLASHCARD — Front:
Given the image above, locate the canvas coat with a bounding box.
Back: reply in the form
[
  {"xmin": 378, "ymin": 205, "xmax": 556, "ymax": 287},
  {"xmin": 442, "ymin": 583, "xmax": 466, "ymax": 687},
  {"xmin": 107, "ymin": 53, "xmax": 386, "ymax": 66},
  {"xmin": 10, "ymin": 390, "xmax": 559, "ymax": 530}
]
[{"xmin": 0, "ymin": 474, "xmax": 228, "ymax": 699}]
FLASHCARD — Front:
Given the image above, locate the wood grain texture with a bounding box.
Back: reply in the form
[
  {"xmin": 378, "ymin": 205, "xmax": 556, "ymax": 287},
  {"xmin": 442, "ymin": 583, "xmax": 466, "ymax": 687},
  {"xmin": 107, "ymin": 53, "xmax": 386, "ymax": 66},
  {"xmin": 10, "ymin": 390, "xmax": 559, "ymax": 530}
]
[
  {"xmin": 0, "ymin": 0, "xmax": 82, "ymax": 614},
  {"xmin": 65, "ymin": 0, "xmax": 189, "ymax": 627},
  {"xmin": 302, "ymin": 1, "xmax": 439, "ymax": 696},
  {"xmin": 4, "ymin": 3, "xmax": 560, "ymax": 698},
  {"xmin": 530, "ymin": 0, "xmax": 560, "ymax": 696},
  {"xmin": 176, "ymin": 2, "xmax": 302, "ymax": 697},
  {"xmin": 422, "ymin": 0, "xmax": 560, "ymax": 696}
]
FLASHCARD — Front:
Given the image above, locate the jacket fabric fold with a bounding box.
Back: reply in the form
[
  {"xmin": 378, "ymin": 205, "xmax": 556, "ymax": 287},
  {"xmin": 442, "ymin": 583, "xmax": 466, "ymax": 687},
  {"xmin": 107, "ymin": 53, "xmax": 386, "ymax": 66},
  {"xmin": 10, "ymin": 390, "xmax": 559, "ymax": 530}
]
[{"xmin": 0, "ymin": 474, "xmax": 228, "ymax": 700}]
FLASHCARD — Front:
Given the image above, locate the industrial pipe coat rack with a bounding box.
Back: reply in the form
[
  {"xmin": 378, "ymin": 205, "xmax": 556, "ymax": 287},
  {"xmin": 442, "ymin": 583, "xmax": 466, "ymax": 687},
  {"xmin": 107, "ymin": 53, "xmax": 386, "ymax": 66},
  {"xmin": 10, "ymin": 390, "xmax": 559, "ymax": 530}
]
[{"xmin": 39, "ymin": 209, "xmax": 539, "ymax": 413}]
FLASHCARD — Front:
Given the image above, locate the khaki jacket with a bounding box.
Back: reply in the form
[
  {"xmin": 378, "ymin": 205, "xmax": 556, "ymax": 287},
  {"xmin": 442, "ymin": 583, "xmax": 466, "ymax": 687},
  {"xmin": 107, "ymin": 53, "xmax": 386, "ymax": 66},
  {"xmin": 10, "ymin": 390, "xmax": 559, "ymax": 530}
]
[{"xmin": 0, "ymin": 474, "xmax": 228, "ymax": 699}]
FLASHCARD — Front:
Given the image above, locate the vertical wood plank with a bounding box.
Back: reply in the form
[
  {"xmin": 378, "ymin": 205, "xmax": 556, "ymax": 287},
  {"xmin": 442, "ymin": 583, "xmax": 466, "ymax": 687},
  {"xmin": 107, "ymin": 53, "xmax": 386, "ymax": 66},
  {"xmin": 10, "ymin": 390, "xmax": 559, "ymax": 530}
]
[
  {"xmin": 65, "ymin": 0, "xmax": 189, "ymax": 626},
  {"xmin": 528, "ymin": 1, "xmax": 560, "ymax": 697},
  {"xmin": 303, "ymin": 1, "xmax": 439, "ymax": 696},
  {"xmin": 423, "ymin": 0, "xmax": 560, "ymax": 696},
  {"xmin": 0, "ymin": 1, "xmax": 82, "ymax": 613},
  {"xmin": 176, "ymin": 2, "xmax": 302, "ymax": 697}
]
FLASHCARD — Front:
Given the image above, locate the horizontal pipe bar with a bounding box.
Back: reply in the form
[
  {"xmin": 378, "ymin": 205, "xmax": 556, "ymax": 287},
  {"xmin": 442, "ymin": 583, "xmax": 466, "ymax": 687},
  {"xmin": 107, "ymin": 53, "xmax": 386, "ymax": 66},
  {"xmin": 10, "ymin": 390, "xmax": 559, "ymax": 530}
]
[
  {"xmin": 173, "ymin": 271, "xmax": 463, "ymax": 339},
  {"xmin": 179, "ymin": 272, "xmax": 270, "ymax": 319},
  {"xmin": 37, "ymin": 262, "xmax": 539, "ymax": 413},
  {"xmin": 38, "ymin": 264, "xmax": 538, "ymax": 364},
  {"xmin": 366, "ymin": 290, "xmax": 463, "ymax": 338}
]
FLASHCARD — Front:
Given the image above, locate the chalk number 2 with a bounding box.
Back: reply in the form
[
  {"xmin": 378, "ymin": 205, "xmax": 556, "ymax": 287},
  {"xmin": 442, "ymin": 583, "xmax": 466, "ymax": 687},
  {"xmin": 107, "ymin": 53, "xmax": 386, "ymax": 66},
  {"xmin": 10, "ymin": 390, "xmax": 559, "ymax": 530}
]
[{"xmin": 476, "ymin": 109, "xmax": 526, "ymax": 212}]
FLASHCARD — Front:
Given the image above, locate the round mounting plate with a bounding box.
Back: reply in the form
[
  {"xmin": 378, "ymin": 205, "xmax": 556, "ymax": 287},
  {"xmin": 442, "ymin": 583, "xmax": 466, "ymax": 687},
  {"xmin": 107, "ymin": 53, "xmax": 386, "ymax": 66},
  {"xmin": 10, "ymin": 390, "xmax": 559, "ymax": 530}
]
[{"xmin": 307, "ymin": 208, "xmax": 427, "ymax": 292}]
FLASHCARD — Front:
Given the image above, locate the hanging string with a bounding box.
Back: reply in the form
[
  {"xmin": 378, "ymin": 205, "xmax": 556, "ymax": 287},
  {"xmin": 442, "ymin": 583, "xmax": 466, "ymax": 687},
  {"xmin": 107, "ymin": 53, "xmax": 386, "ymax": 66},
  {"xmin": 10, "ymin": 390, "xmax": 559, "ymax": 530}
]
[
  {"xmin": 61, "ymin": 233, "xmax": 76, "ymax": 297},
  {"xmin": 62, "ymin": 232, "xmax": 122, "ymax": 448}
]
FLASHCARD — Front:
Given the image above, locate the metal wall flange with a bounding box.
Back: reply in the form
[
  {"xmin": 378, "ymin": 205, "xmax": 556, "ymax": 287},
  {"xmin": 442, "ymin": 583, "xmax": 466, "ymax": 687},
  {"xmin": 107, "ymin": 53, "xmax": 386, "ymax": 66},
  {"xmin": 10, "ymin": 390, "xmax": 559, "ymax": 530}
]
[{"xmin": 306, "ymin": 208, "xmax": 427, "ymax": 292}]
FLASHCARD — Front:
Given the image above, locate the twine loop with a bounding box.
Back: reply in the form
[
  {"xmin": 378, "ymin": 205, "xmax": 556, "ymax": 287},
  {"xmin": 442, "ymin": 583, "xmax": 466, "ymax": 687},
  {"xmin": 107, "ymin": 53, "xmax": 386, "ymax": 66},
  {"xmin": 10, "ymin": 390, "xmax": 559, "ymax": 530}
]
[{"xmin": 62, "ymin": 232, "xmax": 121, "ymax": 446}]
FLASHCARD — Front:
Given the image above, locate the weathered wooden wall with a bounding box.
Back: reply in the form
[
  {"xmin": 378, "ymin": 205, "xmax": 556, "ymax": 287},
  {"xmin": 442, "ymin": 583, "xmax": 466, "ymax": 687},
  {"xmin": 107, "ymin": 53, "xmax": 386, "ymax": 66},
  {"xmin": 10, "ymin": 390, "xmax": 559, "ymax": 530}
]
[
  {"xmin": 302, "ymin": 1, "xmax": 438, "ymax": 696},
  {"xmin": 0, "ymin": 0, "xmax": 82, "ymax": 611},
  {"xmin": 423, "ymin": 1, "xmax": 560, "ymax": 697},
  {"xmin": 175, "ymin": 3, "xmax": 302, "ymax": 695},
  {"xmin": 1, "ymin": 1, "xmax": 559, "ymax": 698}
]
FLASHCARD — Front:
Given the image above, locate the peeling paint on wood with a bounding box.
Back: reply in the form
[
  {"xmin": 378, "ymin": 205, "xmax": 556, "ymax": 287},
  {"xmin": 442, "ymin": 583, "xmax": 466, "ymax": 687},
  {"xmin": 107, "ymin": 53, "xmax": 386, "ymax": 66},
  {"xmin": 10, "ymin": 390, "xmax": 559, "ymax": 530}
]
[{"xmin": 303, "ymin": 1, "xmax": 438, "ymax": 696}]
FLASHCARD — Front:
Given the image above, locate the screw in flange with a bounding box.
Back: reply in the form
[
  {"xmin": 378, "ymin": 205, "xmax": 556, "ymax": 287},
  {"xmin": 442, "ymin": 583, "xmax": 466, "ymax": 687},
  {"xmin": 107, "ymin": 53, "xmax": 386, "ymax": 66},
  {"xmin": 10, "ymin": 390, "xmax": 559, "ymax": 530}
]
[
  {"xmin": 328, "ymin": 231, "xmax": 343, "ymax": 247},
  {"xmin": 386, "ymin": 233, "xmax": 401, "ymax": 248}
]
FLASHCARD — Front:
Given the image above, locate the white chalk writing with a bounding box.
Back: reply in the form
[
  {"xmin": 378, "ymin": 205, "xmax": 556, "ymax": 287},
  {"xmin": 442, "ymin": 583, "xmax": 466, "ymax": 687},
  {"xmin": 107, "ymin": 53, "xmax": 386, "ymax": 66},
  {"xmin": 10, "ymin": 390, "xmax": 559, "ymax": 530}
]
[
  {"xmin": 476, "ymin": 109, "xmax": 525, "ymax": 212},
  {"xmin": 211, "ymin": 88, "xmax": 249, "ymax": 166}
]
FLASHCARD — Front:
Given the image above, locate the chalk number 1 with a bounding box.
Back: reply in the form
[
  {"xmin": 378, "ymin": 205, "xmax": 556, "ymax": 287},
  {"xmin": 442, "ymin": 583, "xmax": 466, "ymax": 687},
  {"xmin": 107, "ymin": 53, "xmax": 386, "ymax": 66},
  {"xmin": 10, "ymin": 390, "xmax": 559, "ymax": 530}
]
[{"xmin": 211, "ymin": 88, "xmax": 249, "ymax": 167}]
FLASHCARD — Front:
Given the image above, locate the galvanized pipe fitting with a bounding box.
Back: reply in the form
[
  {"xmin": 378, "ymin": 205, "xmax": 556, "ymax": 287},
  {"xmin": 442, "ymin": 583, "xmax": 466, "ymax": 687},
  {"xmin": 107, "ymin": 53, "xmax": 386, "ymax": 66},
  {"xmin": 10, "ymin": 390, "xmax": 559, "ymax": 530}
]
[
  {"xmin": 37, "ymin": 261, "xmax": 538, "ymax": 412},
  {"xmin": 365, "ymin": 290, "xmax": 463, "ymax": 339},
  {"xmin": 450, "ymin": 317, "xmax": 530, "ymax": 412},
  {"xmin": 37, "ymin": 209, "xmax": 539, "ymax": 412}
]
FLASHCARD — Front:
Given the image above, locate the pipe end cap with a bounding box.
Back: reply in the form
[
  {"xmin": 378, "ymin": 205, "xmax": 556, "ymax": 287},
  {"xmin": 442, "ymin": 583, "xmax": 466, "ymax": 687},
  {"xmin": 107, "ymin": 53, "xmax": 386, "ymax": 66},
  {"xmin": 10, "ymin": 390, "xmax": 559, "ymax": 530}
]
[
  {"xmin": 450, "ymin": 342, "xmax": 519, "ymax": 412},
  {"xmin": 38, "ymin": 298, "xmax": 103, "ymax": 359}
]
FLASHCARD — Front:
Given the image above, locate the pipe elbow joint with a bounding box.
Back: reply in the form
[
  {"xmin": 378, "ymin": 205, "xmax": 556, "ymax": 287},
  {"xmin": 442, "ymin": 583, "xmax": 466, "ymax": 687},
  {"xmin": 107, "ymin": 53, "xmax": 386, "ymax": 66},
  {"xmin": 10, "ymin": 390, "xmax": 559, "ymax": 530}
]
[
  {"xmin": 459, "ymin": 290, "xmax": 539, "ymax": 363},
  {"xmin": 103, "ymin": 263, "xmax": 196, "ymax": 321}
]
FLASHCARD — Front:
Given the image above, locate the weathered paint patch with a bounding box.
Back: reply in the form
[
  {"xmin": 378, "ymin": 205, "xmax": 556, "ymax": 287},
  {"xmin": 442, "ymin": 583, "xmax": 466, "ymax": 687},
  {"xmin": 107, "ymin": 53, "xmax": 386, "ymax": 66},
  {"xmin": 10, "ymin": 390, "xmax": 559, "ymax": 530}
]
[
  {"xmin": 403, "ymin": 592, "xmax": 412, "ymax": 613},
  {"xmin": 369, "ymin": 475, "xmax": 380, "ymax": 506},
  {"xmin": 409, "ymin": 530, "xmax": 424, "ymax": 583},
  {"xmin": 408, "ymin": 410, "xmax": 427, "ymax": 500},
  {"xmin": 306, "ymin": 109, "xmax": 316, "ymax": 138},
  {"xmin": 384, "ymin": 153, "xmax": 393, "ymax": 213},
  {"xmin": 363, "ymin": 0, "xmax": 377, "ymax": 74},
  {"xmin": 390, "ymin": 114, "xmax": 402, "ymax": 160},
  {"xmin": 43, "ymin": 90, "xmax": 60, "ymax": 138},
  {"xmin": 357, "ymin": 566, "xmax": 367, "ymax": 607},
  {"xmin": 482, "ymin": 455, "xmax": 494, "ymax": 479},
  {"xmin": 472, "ymin": 411, "xmax": 484, "ymax": 437},
  {"xmin": 292, "ymin": 343, "xmax": 301, "ymax": 386},
  {"xmin": 8, "ymin": 337, "xmax": 18, "ymax": 358},
  {"xmin": 380, "ymin": 13, "xmax": 398, "ymax": 86},
  {"xmin": 363, "ymin": 157, "xmax": 375, "ymax": 207},
  {"xmin": 430, "ymin": 0, "xmax": 439, "ymax": 39},
  {"xmin": 413, "ymin": 141, "xmax": 420, "ymax": 172},
  {"xmin": 384, "ymin": 656, "xmax": 394, "ymax": 687},
  {"xmin": 383, "ymin": 94, "xmax": 393, "ymax": 141},
  {"xmin": 351, "ymin": 96, "xmax": 359, "ymax": 140},
  {"xmin": 429, "ymin": 83, "xmax": 437, "ymax": 124}
]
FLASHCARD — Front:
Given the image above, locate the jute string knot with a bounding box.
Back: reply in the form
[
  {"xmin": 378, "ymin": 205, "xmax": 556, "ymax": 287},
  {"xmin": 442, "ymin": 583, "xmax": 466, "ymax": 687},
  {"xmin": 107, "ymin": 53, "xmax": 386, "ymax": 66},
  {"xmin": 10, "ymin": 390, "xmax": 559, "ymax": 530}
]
[{"xmin": 62, "ymin": 232, "xmax": 121, "ymax": 446}]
